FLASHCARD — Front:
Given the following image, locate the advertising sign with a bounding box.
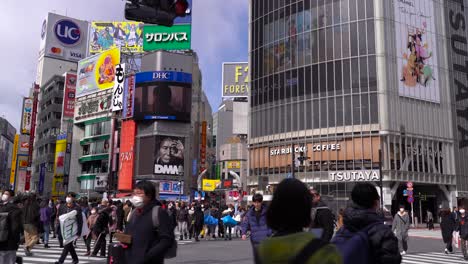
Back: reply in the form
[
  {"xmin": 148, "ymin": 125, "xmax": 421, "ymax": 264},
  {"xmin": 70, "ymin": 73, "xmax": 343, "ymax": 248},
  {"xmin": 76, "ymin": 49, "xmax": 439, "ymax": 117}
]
[
  {"xmin": 112, "ymin": 64, "xmax": 125, "ymax": 111},
  {"xmin": 74, "ymin": 91, "xmax": 112, "ymax": 122},
  {"xmin": 19, "ymin": 141, "xmax": 29, "ymax": 152},
  {"xmin": 41, "ymin": 13, "xmax": 89, "ymax": 62},
  {"xmin": 9, "ymin": 135, "xmax": 18, "ymax": 189},
  {"xmin": 222, "ymin": 62, "xmax": 249, "ymax": 98},
  {"xmin": 16, "ymin": 171, "xmax": 26, "ymax": 193},
  {"xmin": 38, "ymin": 163, "xmax": 46, "ymax": 194},
  {"xmin": 134, "ymin": 71, "xmax": 192, "ymax": 121},
  {"xmin": 202, "ymin": 179, "xmax": 220, "ymax": 192},
  {"xmin": 62, "ymin": 73, "xmax": 77, "ymax": 121},
  {"xmin": 21, "ymin": 98, "xmax": 33, "ymax": 135},
  {"xmin": 394, "ymin": 0, "xmax": 439, "ymax": 102},
  {"xmin": 122, "ymin": 75, "xmax": 135, "ymax": 119},
  {"xmin": 159, "ymin": 180, "xmax": 183, "ymax": 195},
  {"xmin": 95, "ymin": 175, "xmax": 108, "ymax": 191},
  {"xmin": 76, "ymin": 48, "xmax": 121, "ymax": 98},
  {"xmin": 154, "ymin": 136, "xmax": 185, "ymax": 176},
  {"xmin": 200, "ymin": 121, "xmax": 207, "ymax": 173},
  {"xmin": 118, "ymin": 120, "xmax": 136, "ymax": 191},
  {"xmin": 54, "ymin": 135, "xmax": 67, "ymax": 177},
  {"xmin": 90, "ymin": 22, "xmax": 143, "ymax": 54},
  {"xmin": 329, "ymin": 170, "xmax": 380, "ymax": 182},
  {"xmin": 143, "ymin": 24, "xmax": 191, "ymax": 51},
  {"xmin": 226, "ymin": 161, "xmax": 241, "ymax": 169}
]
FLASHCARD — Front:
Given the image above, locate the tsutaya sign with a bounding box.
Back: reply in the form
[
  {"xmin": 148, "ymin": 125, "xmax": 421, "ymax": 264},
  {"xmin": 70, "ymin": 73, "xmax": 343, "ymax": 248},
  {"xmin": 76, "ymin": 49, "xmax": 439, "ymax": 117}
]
[
  {"xmin": 270, "ymin": 143, "xmax": 341, "ymax": 156},
  {"xmin": 329, "ymin": 170, "xmax": 380, "ymax": 182}
]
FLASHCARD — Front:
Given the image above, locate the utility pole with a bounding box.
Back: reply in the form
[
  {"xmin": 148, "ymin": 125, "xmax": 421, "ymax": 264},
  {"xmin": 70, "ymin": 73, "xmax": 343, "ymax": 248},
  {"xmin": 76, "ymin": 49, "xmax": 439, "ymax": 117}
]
[
  {"xmin": 291, "ymin": 143, "xmax": 295, "ymax": 179},
  {"xmin": 379, "ymin": 149, "xmax": 384, "ymax": 209}
]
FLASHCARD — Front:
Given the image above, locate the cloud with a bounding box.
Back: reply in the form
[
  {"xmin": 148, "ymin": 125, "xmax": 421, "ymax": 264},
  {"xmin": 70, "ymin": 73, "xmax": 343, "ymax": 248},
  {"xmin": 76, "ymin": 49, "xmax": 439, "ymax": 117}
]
[{"xmin": 0, "ymin": 0, "xmax": 248, "ymax": 130}]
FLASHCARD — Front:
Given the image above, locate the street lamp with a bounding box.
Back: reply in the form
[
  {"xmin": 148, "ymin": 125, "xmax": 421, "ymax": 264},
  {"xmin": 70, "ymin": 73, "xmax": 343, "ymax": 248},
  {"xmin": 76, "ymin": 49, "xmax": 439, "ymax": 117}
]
[{"xmin": 178, "ymin": 180, "xmax": 184, "ymax": 202}]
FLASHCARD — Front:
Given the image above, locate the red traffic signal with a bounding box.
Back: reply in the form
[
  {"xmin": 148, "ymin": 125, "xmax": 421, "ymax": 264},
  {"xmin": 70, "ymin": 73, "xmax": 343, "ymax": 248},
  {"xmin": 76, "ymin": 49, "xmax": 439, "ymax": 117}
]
[{"xmin": 174, "ymin": 0, "xmax": 189, "ymax": 17}]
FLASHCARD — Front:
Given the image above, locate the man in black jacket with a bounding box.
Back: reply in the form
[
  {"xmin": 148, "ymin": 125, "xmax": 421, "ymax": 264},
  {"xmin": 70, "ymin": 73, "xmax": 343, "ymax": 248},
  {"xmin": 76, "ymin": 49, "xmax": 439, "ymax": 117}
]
[
  {"xmin": 341, "ymin": 183, "xmax": 401, "ymax": 264},
  {"xmin": 125, "ymin": 180, "xmax": 173, "ymax": 264},
  {"xmin": 310, "ymin": 189, "xmax": 335, "ymax": 242},
  {"xmin": 54, "ymin": 192, "xmax": 82, "ymax": 264},
  {"xmin": 0, "ymin": 190, "xmax": 23, "ymax": 264},
  {"xmin": 91, "ymin": 199, "xmax": 113, "ymax": 257}
]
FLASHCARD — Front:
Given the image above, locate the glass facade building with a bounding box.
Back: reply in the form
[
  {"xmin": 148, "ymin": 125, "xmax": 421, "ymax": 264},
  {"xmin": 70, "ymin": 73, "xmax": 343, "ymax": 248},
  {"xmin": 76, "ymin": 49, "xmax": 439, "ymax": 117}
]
[{"xmin": 249, "ymin": 0, "xmax": 468, "ymax": 215}]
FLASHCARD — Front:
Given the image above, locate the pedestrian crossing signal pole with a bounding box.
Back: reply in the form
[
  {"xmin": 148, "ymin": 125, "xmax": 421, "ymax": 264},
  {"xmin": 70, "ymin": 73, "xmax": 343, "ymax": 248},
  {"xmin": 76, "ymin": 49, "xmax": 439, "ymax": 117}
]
[{"xmin": 291, "ymin": 143, "xmax": 295, "ymax": 179}]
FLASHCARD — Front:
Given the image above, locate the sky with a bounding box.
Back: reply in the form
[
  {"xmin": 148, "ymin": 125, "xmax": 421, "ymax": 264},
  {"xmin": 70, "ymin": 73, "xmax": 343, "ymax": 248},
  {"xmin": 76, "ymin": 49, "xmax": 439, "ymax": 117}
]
[{"xmin": 0, "ymin": 0, "xmax": 249, "ymax": 132}]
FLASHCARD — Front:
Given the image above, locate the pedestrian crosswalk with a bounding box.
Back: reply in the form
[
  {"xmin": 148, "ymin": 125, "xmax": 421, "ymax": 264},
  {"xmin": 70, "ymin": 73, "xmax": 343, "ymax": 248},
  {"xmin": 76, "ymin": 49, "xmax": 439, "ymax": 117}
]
[
  {"xmin": 18, "ymin": 239, "xmax": 105, "ymax": 264},
  {"xmin": 16, "ymin": 237, "xmax": 194, "ymax": 264},
  {"xmin": 403, "ymin": 252, "xmax": 466, "ymax": 264}
]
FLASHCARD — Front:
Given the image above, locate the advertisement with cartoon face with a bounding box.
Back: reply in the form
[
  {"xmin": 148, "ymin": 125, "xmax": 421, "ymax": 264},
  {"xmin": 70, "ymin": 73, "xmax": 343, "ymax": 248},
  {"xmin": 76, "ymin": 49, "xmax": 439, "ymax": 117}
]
[
  {"xmin": 76, "ymin": 48, "xmax": 120, "ymax": 98},
  {"xmin": 395, "ymin": 0, "xmax": 439, "ymax": 103},
  {"xmin": 90, "ymin": 22, "xmax": 144, "ymax": 54}
]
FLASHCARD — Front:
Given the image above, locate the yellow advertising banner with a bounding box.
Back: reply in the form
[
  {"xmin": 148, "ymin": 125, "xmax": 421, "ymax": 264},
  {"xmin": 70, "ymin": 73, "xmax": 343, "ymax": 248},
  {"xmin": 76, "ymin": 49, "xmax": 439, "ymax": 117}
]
[
  {"xmin": 202, "ymin": 179, "xmax": 221, "ymax": 192},
  {"xmin": 54, "ymin": 139, "xmax": 66, "ymax": 177},
  {"xmin": 90, "ymin": 22, "xmax": 144, "ymax": 54},
  {"xmin": 77, "ymin": 47, "xmax": 121, "ymax": 97},
  {"xmin": 226, "ymin": 161, "xmax": 241, "ymax": 169},
  {"xmin": 9, "ymin": 135, "xmax": 18, "ymax": 187}
]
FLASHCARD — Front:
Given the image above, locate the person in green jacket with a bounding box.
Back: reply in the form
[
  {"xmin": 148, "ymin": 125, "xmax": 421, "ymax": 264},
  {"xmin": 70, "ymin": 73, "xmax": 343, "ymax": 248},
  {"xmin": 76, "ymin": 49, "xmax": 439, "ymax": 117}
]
[{"xmin": 256, "ymin": 178, "xmax": 342, "ymax": 264}]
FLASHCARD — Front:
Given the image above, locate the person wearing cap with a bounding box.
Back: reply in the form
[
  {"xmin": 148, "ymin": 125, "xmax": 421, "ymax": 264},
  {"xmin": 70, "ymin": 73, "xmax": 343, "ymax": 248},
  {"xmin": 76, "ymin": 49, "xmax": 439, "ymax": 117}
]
[{"xmin": 241, "ymin": 193, "xmax": 272, "ymax": 248}]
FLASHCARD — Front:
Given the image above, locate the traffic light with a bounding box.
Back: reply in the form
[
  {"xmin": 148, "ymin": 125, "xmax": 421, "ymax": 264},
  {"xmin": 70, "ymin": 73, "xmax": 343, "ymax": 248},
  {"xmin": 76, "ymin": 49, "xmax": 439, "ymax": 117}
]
[{"xmin": 125, "ymin": 0, "xmax": 189, "ymax": 27}]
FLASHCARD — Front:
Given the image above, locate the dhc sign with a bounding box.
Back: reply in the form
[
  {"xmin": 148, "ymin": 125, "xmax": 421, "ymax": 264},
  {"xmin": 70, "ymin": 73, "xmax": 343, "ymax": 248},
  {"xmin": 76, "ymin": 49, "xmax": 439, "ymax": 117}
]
[{"xmin": 54, "ymin": 19, "xmax": 81, "ymax": 46}]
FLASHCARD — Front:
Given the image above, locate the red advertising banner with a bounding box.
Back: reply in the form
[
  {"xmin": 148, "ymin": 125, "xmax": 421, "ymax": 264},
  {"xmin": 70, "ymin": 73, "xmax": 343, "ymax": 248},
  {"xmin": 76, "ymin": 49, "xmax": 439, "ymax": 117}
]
[
  {"xmin": 26, "ymin": 84, "xmax": 40, "ymax": 191},
  {"xmin": 200, "ymin": 121, "xmax": 207, "ymax": 173},
  {"xmin": 118, "ymin": 120, "xmax": 136, "ymax": 191},
  {"xmin": 62, "ymin": 73, "xmax": 77, "ymax": 120}
]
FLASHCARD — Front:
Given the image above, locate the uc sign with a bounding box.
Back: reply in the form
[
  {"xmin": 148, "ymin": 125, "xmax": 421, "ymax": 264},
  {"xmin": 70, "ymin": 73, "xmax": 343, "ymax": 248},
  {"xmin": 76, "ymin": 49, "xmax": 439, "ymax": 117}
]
[{"xmin": 54, "ymin": 19, "xmax": 81, "ymax": 46}]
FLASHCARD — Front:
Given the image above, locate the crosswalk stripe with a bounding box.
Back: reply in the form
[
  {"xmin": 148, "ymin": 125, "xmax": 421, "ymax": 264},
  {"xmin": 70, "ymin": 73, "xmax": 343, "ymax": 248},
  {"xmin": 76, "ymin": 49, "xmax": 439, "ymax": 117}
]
[{"xmin": 403, "ymin": 252, "xmax": 466, "ymax": 264}]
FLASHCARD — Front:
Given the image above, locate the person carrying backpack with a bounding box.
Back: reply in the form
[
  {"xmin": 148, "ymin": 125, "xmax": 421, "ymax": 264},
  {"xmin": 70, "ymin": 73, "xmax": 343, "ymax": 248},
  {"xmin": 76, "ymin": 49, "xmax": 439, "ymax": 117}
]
[
  {"xmin": 39, "ymin": 200, "xmax": 52, "ymax": 248},
  {"xmin": 309, "ymin": 188, "xmax": 335, "ymax": 242},
  {"xmin": 333, "ymin": 183, "xmax": 401, "ymax": 264},
  {"xmin": 256, "ymin": 178, "xmax": 342, "ymax": 264},
  {"xmin": 0, "ymin": 190, "xmax": 23, "ymax": 264},
  {"xmin": 124, "ymin": 180, "xmax": 174, "ymax": 264}
]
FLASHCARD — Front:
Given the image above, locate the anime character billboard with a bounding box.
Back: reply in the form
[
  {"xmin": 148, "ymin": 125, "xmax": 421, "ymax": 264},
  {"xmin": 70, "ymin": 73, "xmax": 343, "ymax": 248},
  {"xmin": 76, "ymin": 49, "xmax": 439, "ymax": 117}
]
[
  {"xmin": 395, "ymin": 0, "xmax": 439, "ymax": 103},
  {"xmin": 90, "ymin": 22, "xmax": 144, "ymax": 54},
  {"xmin": 77, "ymin": 48, "xmax": 121, "ymax": 97}
]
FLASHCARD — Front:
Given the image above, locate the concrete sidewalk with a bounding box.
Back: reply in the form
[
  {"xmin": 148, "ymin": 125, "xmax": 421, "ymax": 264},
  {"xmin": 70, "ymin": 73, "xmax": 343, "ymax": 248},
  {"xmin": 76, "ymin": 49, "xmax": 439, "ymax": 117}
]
[{"xmin": 409, "ymin": 229, "xmax": 442, "ymax": 240}]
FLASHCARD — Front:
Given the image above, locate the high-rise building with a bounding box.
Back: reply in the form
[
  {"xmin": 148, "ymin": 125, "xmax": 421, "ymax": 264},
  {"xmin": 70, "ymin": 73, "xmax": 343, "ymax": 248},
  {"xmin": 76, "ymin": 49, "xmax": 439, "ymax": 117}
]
[{"xmin": 249, "ymin": 0, "xmax": 466, "ymax": 215}]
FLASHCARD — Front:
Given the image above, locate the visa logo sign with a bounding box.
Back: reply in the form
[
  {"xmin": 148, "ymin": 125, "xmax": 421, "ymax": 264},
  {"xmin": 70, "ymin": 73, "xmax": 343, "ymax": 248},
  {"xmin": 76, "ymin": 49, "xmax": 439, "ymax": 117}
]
[{"xmin": 69, "ymin": 51, "xmax": 82, "ymax": 59}]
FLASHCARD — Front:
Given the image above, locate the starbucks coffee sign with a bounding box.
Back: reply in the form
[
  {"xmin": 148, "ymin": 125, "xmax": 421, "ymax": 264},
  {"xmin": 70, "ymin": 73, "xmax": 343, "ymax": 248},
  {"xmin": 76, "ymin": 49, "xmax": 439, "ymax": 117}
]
[{"xmin": 329, "ymin": 170, "xmax": 380, "ymax": 182}]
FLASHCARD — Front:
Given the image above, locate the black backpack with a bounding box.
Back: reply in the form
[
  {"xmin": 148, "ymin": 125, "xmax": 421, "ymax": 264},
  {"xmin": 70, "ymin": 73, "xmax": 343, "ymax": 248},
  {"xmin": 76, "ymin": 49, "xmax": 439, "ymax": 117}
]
[{"xmin": 0, "ymin": 209, "xmax": 11, "ymax": 242}]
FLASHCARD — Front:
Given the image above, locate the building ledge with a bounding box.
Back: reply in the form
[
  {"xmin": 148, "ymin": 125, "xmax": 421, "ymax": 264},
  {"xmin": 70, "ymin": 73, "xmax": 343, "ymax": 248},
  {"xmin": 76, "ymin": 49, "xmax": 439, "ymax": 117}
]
[
  {"xmin": 78, "ymin": 154, "xmax": 109, "ymax": 163},
  {"xmin": 80, "ymin": 134, "xmax": 110, "ymax": 145}
]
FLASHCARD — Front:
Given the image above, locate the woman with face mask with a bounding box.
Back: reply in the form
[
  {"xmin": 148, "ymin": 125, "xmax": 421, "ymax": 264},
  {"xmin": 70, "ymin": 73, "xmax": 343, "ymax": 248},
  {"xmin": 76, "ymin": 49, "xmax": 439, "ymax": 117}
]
[
  {"xmin": 392, "ymin": 205, "xmax": 411, "ymax": 255},
  {"xmin": 84, "ymin": 208, "xmax": 99, "ymax": 256}
]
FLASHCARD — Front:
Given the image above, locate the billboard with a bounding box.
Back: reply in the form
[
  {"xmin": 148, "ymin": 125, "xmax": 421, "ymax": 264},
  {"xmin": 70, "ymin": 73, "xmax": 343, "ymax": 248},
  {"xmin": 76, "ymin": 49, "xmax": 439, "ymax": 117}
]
[
  {"xmin": 38, "ymin": 163, "xmax": 46, "ymax": 194},
  {"xmin": 112, "ymin": 64, "xmax": 125, "ymax": 112},
  {"xmin": 16, "ymin": 171, "xmax": 26, "ymax": 193},
  {"xmin": 122, "ymin": 75, "xmax": 135, "ymax": 119},
  {"xmin": 74, "ymin": 90, "xmax": 112, "ymax": 122},
  {"xmin": 9, "ymin": 135, "xmax": 18, "ymax": 189},
  {"xmin": 222, "ymin": 62, "xmax": 249, "ymax": 98},
  {"xmin": 394, "ymin": 0, "xmax": 439, "ymax": 102},
  {"xmin": 233, "ymin": 101, "xmax": 248, "ymax": 135},
  {"xmin": 39, "ymin": 13, "xmax": 89, "ymax": 62},
  {"xmin": 154, "ymin": 136, "xmax": 185, "ymax": 176},
  {"xmin": 134, "ymin": 71, "xmax": 192, "ymax": 122},
  {"xmin": 95, "ymin": 175, "xmax": 108, "ymax": 191},
  {"xmin": 143, "ymin": 24, "xmax": 191, "ymax": 51},
  {"xmin": 54, "ymin": 135, "xmax": 67, "ymax": 177},
  {"xmin": 21, "ymin": 98, "xmax": 33, "ymax": 135},
  {"xmin": 118, "ymin": 120, "xmax": 136, "ymax": 191},
  {"xmin": 89, "ymin": 22, "xmax": 144, "ymax": 54},
  {"xmin": 76, "ymin": 48, "xmax": 121, "ymax": 98},
  {"xmin": 226, "ymin": 161, "xmax": 241, "ymax": 169},
  {"xmin": 202, "ymin": 179, "xmax": 220, "ymax": 192},
  {"xmin": 159, "ymin": 180, "xmax": 183, "ymax": 195},
  {"xmin": 62, "ymin": 72, "xmax": 77, "ymax": 121},
  {"xmin": 200, "ymin": 121, "xmax": 207, "ymax": 173}
]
